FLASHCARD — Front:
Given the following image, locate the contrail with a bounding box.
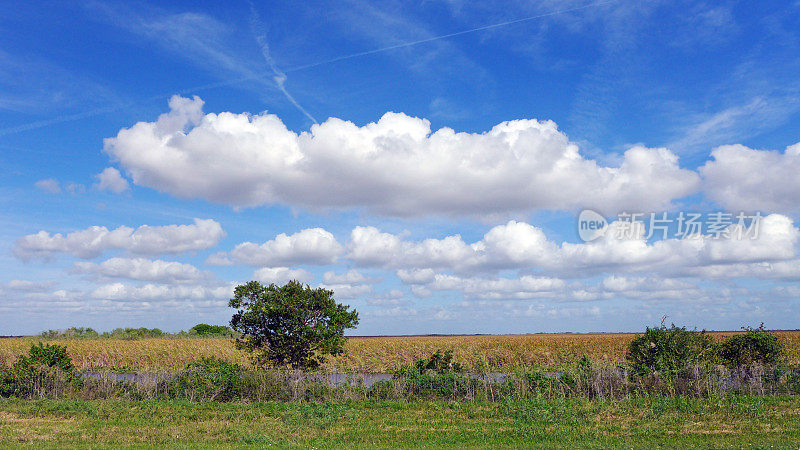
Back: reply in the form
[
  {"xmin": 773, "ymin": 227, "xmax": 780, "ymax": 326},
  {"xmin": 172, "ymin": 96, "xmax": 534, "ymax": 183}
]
[
  {"xmin": 0, "ymin": 0, "xmax": 611, "ymax": 137},
  {"xmin": 249, "ymin": 2, "xmax": 318, "ymax": 124},
  {"xmin": 284, "ymin": 0, "xmax": 615, "ymax": 73}
]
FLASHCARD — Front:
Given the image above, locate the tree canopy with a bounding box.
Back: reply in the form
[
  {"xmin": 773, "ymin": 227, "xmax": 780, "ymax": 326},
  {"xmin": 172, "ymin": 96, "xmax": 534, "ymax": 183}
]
[{"xmin": 229, "ymin": 280, "xmax": 359, "ymax": 369}]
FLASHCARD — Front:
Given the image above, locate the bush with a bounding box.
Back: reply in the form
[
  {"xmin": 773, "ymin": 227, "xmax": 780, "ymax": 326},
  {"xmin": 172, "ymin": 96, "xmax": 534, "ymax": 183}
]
[
  {"xmin": 171, "ymin": 357, "xmax": 244, "ymax": 402},
  {"xmin": 39, "ymin": 330, "xmax": 60, "ymax": 339},
  {"xmin": 189, "ymin": 324, "xmax": 234, "ymax": 337},
  {"xmin": 26, "ymin": 342, "xmax": 74, "ymax": 372},
  {"xmin": 392, "ymin": 350, "xmax": 474, "ymax": 399},
  {"xmin": 719, "ymin": 325, "xmax": 784, "ymax": 367},
  {"xmin": 787, "ymin": 367, "xmax": 800, "ymax": 394},
  {"xmin": 399, "ymin": 350, "xmax": 463, "ymax": 376},
  {"xmin": 0, "ymin": 343, "xmax": 75, "ymax": 398},
  {"xmin": 103, "ymin": 328, "xmax": 165, "ymax": 339},
  {"xmin": 39, "ymin": 327, "xmax": 101, "ymax": 339},
  {"xmin": 626, "ymin": 325, "xmax": 716, "ymax": 380},
  {"xmin": 0, "ymin": 365, "xmax": 14, "ymax": 397},
  {"xmin": 64, "ymin": 327, "xmax": 100, "ymax": 339}
]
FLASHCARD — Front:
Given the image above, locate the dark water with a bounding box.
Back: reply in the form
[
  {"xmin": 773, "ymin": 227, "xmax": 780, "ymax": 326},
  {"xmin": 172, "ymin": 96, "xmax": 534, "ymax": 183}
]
[
  {"xmin": 79, "ymin": 371, "xmax": 518, "ymax": 387},
  {"xmin": 81, "ymin": 372, "xmax": 167, "ymax": 383},
  {"xmin": 305, "ymin": 372, "xmax": 515, "ymax": 386},
  {"xmin": 80, "ymin": 368, "xmax": 797, "ymax": 388}
]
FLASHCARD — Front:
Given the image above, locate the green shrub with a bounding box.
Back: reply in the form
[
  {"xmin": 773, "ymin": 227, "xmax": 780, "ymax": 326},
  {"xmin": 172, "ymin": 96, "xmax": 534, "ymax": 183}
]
[
  {"xmin": 626, "ymin": 325, "xmax": 716, "ymax": 380},
  {"xmin": 719, "ymin": 325, "xmax": 784, "ymax": 367},
  {"xmin": 367, "ymin": 379, "xmax": 397, "ymax": 400},
  {"xmin": 397, "ymin": 371, "xmax": 475, "ymax": 399},
  {"xmin": 787, "ymin": 367, "xmax": 800, "ymax": 394},
  {"xmin": 171, "ymin": 357, "xmax": 243, "ymax": 401},
  {"xmin": 522, "ymin": 371, "xmax": 555, "ymax": 393},
  {"xmin": 0, "ymin": 343, "xmax": 75, "ymax": 398},
  {"xmin": 404, "ymin": 349, "xmax": 463, "ymax": 375},
  {"xmin": 102, "ymin": 328, "xmax": 165, "ymax": 339},
  {"xmin": 65, "ymin": 327, "xmax": 100, "ymax": 339},
  {"xmin": 189, "ymin": 324, "xmax": 234, "ymax": 337},
  {"xmin": 238, "ymin": 370, "xmax": 295, "ymax": 402},
  {"xmin": 391, "ymin": 350, "xmax": 473, "ymax": 399},
  {"xmin": 39, "ymin": 330, "xmax": 60, "ymax": 339},
  {"xmin": 26, "ymin": 342, "xmax": 74, "ymax": 372},
  {"xmin": 0, "ymin": 365, "xmax": 14, "ymax": 397},
  {"xmin": 39, "ymin": 327, "xmax": 101, "ymax": 339}
]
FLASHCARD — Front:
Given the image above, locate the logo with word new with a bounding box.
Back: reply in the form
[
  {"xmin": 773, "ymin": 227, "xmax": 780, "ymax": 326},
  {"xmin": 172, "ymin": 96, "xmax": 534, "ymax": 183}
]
[{"xmin": 578, "ymin": 209, "xmax": 608, "ymax": 242}]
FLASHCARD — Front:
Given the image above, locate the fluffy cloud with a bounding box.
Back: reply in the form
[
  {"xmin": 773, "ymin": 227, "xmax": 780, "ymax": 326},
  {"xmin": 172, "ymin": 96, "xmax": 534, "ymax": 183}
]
[
  {"xmin": 396, "ymin": 268, "xmax": 436, "ymax": 284},
  {"xmin": 3, "ymin": 280, "xmax": 55, "ymax": 292},
  {"xmin": 103, "ymin": 95, "xmax": 699, "ymax": 216},
  {"xmin": 91, "ymin": 282, "xmax": 232, "ymax": 302},
  {"xmin": 94, "ymin": 167, "xmax": 130, "ymax": 193},
  {"xmin": 398, "ymin": 271, "xmax": 606, "ymax": 302},
  {"xmin": 73, "ymin": 258, "xmax": 206, "ymax": 283},
  {"xmin": 348, "ymin": 226, "xmax": 476, "ymax": 270},
  {"xmin": 253, "ymin": 267, "xmax": 313, "ymax": 284},
  {"xmin": 319, "ymin": 283, "xmax": 372, "ymax": 299},
  {"xmin": 701, "ymin": 142, "xmax": 800, "ymax": 212},
  {"xmin": 35, "ymin": 178, "xmax": 61, "ymax": 194},
  {"xmin": 322, "ymin": 269, "xmax": 375, "ymax": 284},
  {"xmin": 207, "ymin": 228, "xmax": 342, "ymax": 266},
  {"xmin": 14, "ymin": 218, "xmax": 225, "ymax": 260},
  {"xmin": 426, "ymin": 274, "xmax": 566, "ymax": 299},
  {"xmin": 347, "ymin": 220, "xmax": 591, "ymax": 272},
  {"xmin": 601, "ymin": 275, "xmax": 694, "ymax": 292},
  {"xmin": 349, "ymin": 215, "xmax": 798, "ymax": 276},
  {"xmin": 690, "ymin": 259, "xmax": 800, "ymax": 281},
  {"xmin": 365, "ymin": 306, "xmax": 419, "ymax": 317},
  {"xmin": 599, "ymin": 276, "xmax": 702, "ymax": 300},
  {"xmin": 11, "ymin": 289, "xmax": 84, "ymax": 312},
  {"xmin": 318, "ymin": 269, "xmax": 376, "ymax": 299},
  {"xmin": 558, "ymin": 213, "xmax": 798, "ymax": 275}
]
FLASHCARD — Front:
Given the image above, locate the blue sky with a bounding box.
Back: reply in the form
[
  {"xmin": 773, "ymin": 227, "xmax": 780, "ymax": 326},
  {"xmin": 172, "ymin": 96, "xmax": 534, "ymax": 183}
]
[{"xmin": 1, "ymin": 0, "xmax": 800, "ymax": 335}]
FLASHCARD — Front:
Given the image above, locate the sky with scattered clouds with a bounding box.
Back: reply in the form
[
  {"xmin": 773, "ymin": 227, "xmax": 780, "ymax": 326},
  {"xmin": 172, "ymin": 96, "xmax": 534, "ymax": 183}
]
[{"xmin": 1, "ymin": 0, "xmax": 799, "ymax": 334}]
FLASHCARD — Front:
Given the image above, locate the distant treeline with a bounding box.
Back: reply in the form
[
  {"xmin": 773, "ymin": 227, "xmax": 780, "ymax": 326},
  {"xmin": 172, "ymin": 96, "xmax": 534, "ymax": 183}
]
[{"xmin": 39, "ymin": 324, "xmax": 238, "ymax": 340}]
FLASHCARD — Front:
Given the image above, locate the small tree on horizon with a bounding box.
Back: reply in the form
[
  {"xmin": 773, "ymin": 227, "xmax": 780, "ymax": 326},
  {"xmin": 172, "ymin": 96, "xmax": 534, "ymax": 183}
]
[{"xmin": 228, "ymin": 280, "xmax": 359, "ymax": 370}]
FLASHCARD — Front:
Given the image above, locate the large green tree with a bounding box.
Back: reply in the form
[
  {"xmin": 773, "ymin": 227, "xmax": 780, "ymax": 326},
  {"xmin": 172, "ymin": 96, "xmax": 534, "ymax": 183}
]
[{"xmin": 229, "ymin": 280, "xmax": 359, "ymax": 370}]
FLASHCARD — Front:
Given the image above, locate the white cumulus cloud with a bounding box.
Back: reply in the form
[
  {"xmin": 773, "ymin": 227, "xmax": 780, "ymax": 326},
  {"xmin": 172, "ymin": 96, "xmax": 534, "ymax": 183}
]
[
  {"xmin": 348, "ymin": 215, "xmax": 798, "ymax": 276},
  {"xmin": 701, "ymin": 142, "xmax": 800, "ymax": 213},
  {"xmin": 322, "ymin": 269, "xmax": 375, "ymax": 284},
  {"xmin": 253, "ymin": 267, "xmax": 313, "ymax": 285},
  {"xmin": 319, "ymin": 283, "xmax": 372, "ymax": 299},
  {"xmin": 91, "ymin": 282, "xmax": 232, "ymax": 302},
  {"xmin": 427, "ymin": 274, "xmax": 566, "ymax": 299},
  {"xmin": 73, "ymin": 257, "xmax": 206, "ymax": 283},
  {"xmin": 207, "ymin": 227, "xmax": 342, "ymax": 266},
  {"xmin": 14, "ymin": 218, "xmax": 225, "ymax": 260},
  {"xmin": 103, "ymin": 95, "xmax": 700, "ymax": 217},
  {"xmin": 94, "ymin": 167, "xmax": 130, "ymax": 193}
]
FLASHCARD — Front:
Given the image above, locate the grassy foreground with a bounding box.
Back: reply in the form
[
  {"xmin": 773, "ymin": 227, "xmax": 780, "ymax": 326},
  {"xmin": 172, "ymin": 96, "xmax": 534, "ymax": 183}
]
[
  {"xmin": 2, "ymin": 331, "xmax": 799, "ymax": 372},
  {"xmin": 1, "ymin": 396, "xmax": 799, "ymax": 447}
]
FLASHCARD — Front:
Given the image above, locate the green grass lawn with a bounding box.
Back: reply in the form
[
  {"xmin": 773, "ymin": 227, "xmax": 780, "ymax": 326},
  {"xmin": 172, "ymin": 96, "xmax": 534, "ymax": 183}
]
[{"xmin": 1, "ymin": 396, "xmax": 799, "ymax": 448}]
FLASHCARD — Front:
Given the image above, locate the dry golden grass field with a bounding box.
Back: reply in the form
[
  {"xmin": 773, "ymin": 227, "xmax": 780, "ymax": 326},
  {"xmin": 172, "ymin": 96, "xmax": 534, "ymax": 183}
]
[{"xmin": 1, "ymin": 331, "xmax": 799, "ymax": 373}]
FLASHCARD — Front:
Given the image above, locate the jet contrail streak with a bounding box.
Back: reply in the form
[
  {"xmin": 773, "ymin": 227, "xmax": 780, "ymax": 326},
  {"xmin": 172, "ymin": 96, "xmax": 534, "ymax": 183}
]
[
  {"xmin": 284, "ymin": 0, "xmax": 614, "ymax": 74},
  {"xmin": 249, "ymin": 2, "xmax": 318, "ymax": 124},
  {"xmin": 0, "ymin": 0, "xmax": 611, "ymax": 137}
]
